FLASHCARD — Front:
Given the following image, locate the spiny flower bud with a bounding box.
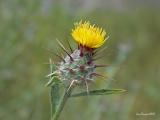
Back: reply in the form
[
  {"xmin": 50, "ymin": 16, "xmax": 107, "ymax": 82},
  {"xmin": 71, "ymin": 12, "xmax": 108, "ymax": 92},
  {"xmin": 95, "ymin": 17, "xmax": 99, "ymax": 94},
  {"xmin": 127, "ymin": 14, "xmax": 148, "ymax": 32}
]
[{"xmin": 57, "ymin": 47, "xmax": 95, "ymax": 86}]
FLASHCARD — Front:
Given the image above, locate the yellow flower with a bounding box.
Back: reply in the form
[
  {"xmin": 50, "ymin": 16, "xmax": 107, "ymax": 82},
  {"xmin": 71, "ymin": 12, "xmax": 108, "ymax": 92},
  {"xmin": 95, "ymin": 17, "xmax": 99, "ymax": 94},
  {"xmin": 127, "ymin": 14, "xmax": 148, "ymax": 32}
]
[{"xmin": 71, "ymin": 21, "xmax": 107, "ymax": 48}]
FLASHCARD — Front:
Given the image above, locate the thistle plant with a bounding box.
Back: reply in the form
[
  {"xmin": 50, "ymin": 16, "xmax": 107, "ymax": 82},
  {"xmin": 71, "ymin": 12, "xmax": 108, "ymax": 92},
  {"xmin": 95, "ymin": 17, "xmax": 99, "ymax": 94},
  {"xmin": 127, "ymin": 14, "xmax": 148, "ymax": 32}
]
[{"xmin": 46, "ymin": 21, "xmax": 125, "ymax": 120}]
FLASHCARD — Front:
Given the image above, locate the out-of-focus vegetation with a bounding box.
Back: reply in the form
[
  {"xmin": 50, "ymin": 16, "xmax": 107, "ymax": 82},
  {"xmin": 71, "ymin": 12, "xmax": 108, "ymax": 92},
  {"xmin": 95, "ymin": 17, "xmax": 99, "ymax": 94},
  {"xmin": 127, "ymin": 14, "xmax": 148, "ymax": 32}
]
[{"xmin": 0, "ymin": 0, "xmax": 160, "ymax": 120}]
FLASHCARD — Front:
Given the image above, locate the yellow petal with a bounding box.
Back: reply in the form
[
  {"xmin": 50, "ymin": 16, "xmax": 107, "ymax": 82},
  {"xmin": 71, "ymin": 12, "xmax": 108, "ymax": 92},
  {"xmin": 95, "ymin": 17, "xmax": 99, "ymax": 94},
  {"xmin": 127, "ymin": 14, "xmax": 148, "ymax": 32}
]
[{"xmin": 71, "ymin": 21, "xmax": 108, "ymax": 48}]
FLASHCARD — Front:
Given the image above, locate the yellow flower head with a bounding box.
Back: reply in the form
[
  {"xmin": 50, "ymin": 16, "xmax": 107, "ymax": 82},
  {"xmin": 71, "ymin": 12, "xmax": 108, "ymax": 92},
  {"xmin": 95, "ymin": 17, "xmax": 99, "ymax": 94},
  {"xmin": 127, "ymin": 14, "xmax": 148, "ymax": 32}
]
[{"xmin": 71, "ymin": 21, "xmax": 107, "ymax": 48}]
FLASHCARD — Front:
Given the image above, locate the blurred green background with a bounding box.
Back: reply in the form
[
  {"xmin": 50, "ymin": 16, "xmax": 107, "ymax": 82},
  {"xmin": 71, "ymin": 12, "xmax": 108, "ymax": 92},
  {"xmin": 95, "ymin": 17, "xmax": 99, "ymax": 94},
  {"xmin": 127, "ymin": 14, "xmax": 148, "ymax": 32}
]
[{"xmin": 0, "ymin": 0, "xmax": 160, "ymax": 120}]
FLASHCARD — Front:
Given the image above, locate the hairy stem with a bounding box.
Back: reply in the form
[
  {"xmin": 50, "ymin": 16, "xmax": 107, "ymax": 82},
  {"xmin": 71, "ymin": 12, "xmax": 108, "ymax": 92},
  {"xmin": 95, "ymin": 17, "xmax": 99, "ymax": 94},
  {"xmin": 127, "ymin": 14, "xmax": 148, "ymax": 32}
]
[{"xmin": 51, "ymin": 85, "xmax": 74, "ymax": 120}]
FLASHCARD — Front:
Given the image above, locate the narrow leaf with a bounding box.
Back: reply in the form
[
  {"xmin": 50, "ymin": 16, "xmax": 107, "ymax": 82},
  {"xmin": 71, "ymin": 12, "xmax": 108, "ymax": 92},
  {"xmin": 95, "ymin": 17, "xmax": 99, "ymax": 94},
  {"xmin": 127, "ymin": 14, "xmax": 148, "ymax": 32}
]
[
  {"xmin": 70, "ymin": 89, "xmax": 126, "ymax": 97},
  {"xmin": 51, "ymin": 84, "xmax": 60, "ymax": 116},
  {"xmin": 48, "ymin": 59, "xmax": 60, "ymax": 117}
]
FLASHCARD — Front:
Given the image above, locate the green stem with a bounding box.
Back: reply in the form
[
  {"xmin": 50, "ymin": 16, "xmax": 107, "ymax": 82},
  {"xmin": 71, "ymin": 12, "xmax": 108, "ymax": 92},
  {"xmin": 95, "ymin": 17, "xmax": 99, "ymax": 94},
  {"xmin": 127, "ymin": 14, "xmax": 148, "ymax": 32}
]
[{"xmin": 51, "ymin": 86, "xmax": 74, "ymax": 120}]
